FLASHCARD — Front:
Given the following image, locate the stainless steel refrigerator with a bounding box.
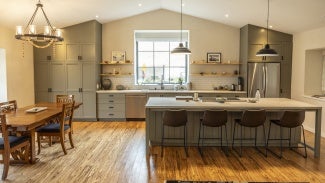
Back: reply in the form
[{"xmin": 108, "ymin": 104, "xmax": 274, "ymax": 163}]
[{"xmin": 247, "ymin": 62, "xmax": 280, "ymax": 98}]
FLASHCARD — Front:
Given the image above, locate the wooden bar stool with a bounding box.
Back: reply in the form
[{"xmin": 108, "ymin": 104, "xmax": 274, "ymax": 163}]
[
  {"xmin": 161, "ymin": 110, "xmax": 188, "ymax": 157},
  {"xmin": 267, "ymin": 110, "xmax": 307, "ymax": 158},
  {"xmin": 232, "ymin": 110, "xmax": 267, "ymax": 157},
  {"xmin": 198, "ymin": 110, "xmax": 228, "ymax": 156}
]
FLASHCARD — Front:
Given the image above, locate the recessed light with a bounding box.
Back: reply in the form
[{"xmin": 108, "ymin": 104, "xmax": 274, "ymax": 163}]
[
  {"xmin": 95, "ymin": 15, "xmax": 99, "ymax": 19},
  {"xmin": 269, "ymin": 25, "xmax": 273, "ymax": 28},
  {"xmin": 138, "ymin": 3, "xmax": 142, "ymax": 7},
  {"xmin": 224, "ymin": 14, "xmax": 229, "ymax": 18}
]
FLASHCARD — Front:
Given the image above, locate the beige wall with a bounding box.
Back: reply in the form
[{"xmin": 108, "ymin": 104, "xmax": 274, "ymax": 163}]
[
  {"xmin": 293, "ymin": 25, "xmax": 325, "ymax": 137},
  {"xmin": 102, "ymin": 9, "xmax": 240, "ymax": 90},
  {"xmin": 0, "ymin": 25, "xmax": 34, "ymax": 107}
]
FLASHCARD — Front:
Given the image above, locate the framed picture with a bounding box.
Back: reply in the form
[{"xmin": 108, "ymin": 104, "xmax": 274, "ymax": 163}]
[
  {"xmin": 112, "ymin": 51, "xmax": 126, "ymax": 62},
  {"xmin": 207, "ymin": 52, "xmax": 221, "ymax": 63}
]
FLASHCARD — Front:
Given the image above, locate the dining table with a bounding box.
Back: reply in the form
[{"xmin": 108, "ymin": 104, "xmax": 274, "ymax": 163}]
[{"xmin": 5, "ymin": 102, "xmax": 82, "ymax": 163}]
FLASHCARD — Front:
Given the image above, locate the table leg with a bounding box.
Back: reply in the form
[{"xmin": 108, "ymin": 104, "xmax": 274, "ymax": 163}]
[
  {"xmin": 145, "ymin": 108, "xmax": 150, "ymax": 155},
  {"xmin": 29, "ymin": 129, "xmax": 37, "ymax": 163},
  {"xmin": 314, "ymin": 109, "xmax": 322, "ymax": 158}
]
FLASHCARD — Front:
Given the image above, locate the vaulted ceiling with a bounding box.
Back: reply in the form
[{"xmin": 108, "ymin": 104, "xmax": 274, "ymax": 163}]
[{"xmin": 1, "ymin": 0, "xmax": 325, "ymax": 34}]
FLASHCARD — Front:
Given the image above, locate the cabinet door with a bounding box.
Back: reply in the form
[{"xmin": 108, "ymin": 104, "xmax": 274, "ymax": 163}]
[
  {"xmin": 80, "ymin": 44, "xmax": 95, "ymax": 61},
  {"xmin": 66, "ymin": 63, "xmax": 83, "ymax": 118},
  {"xmin": 82, "ymin": 63, "xmax": 96, "ymax": 92},
  {"xmin": 66, "ymin": 44, "xmax": 80, "ymax": 61},
  {"xmin": 49, "ymin": 63, "xmax": 66, "ymax": 102},
  {"xmin": 52, "ymin": 43, "xmax": 66, "ymax": 61},
  {"xmin": 82, "ymin": 91, "xmax": 96, "ymax": 119},
  {"xmin": 34, "ymin": 62, "xmax": 50, "ymax": 102},
  {"xmin": 280, "ymin": 62, "xmax": 292, "ymax": 98},
  {"xmin": 264, "ymin": 44, "xmax": 284, "ymax": 61},
  {"xmin": 34, "ymin": 46, "xmax": 52, "ymax": 61}
]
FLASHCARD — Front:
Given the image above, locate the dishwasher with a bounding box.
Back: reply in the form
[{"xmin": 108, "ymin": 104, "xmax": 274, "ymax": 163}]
[{"xmin": 125, "ymin": 94, "xmax": 147, "ymax": 119}]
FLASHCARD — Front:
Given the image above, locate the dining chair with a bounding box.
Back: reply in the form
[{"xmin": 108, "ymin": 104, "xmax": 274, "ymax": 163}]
[
  {"xmin": 56, "ymin": 95, "xmax": 74, "ymax": 103},
  {"xmin": 37, "ymin": 101, "xmax": 75, "ymax": 155},
  {"xmin": 267, "ymin": 110, "xmax": 307, "ymax": 158},
  {"xmin": 0, "ymin": 100, "xmax": 17, "ymax": 113},
  {"xmin": 232, "ymin": 110, "xmax": 267, "ymax": 157},
  {"xmin": 0, "ymin": 114, "xmax": 30, "ymax": 180}
]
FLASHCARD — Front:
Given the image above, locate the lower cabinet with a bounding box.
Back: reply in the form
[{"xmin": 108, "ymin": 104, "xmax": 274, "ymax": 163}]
[{"xmin": 97, "ymin": 93, "xmax": 125, "ymax": 121}]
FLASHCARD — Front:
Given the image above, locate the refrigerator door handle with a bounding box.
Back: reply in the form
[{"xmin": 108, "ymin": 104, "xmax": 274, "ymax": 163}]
[{"xmin": 263, "ymin": 65, "xmax": 267, "ymax": 97}]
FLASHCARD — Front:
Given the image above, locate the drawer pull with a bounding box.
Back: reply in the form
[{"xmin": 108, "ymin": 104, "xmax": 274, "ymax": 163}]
[
  {"xmin": 109, "ymin": 100, "xmax": 114, "ymax": 102},
  {"xmin": 109, "ymin": 95, "xmax": 114, "ymax": 97},
  {"xmin": 108, "ymin": 114, "xmax": 114, "ymax": 116},
  {"xmin": 109, "ymin": 107, "xmax": 114, "ymax": 109}
]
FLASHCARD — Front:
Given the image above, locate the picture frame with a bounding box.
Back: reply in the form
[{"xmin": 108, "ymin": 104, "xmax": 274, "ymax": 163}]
[
  {"xmin": 207, "ymin": 52, "xmax": 221, "ymax": 63},
  {"xmin": 112, "ymin": 51, "xmax": 126, "ymax": 63}
]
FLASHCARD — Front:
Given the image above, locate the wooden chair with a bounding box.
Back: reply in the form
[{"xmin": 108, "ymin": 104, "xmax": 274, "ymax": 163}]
[
  {"xmin": 0, "ymin": 100, "xmax": 17, "ymax": 113},
  {"xmin": 56, "ymin": 95, "xmax": 74, "ymax": 103},
  {"xmin": 37, "ymin": 101, "xmax": 75, "ymax": 155},
  {"xmin": 0, "ymin": 114, "xmax": 30, "ymax": 180}
]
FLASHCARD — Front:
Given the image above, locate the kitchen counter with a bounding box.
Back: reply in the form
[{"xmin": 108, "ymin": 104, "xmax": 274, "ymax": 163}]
[
  {"xmin": 97, "ymin": 90, "xmax": 247, "ymax": 94},
  {"xmin": 145, "ymin": 97, "xmax": 322, "ymax": 158}
]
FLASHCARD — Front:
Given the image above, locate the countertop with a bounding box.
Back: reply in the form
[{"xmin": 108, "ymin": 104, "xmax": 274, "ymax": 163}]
[
  {"xmin": 145, "ymin": 97, "xmax": 321, "ymax": 110},
  {"xmin": 96, "ymin": 90, "xmax": 247, "ymax": 94}
]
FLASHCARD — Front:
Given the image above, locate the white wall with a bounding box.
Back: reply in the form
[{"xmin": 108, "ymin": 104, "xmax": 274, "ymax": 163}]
[
  {"xmin": 0, "ymin": 25, "xmax": 34, "ymax": 107},
  {"xmin": 0, "ymin": 49, "xmax": 7, "ymax": 101},
  {"xmin": 293, "ymin": 25, "xmax": 325, "ymax": 137},
  {"xmin": 102, "ymin": 9, "xmax": 240, "ymax": 90}
]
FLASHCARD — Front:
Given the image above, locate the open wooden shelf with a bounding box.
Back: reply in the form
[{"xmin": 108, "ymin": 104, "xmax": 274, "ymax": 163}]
[
  {"xmin": 100, "ymin": 62, "xmax": 133, "ymax": 65},
  {"xmin": 190, "ymin": 73, "xmax": 239, "ymax": 77},
  {"xmin": 100, "ymin": 73, "xmax": 133, "ymax": 77},
  {"xmin": 190, "ymin": 62, "xmax": 240, "ymax": 65}
]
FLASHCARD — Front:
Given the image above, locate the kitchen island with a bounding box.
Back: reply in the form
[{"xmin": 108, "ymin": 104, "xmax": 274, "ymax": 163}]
[{"xmin": 145, "ymin": 97, "xmax": 322, "ymax": 157}]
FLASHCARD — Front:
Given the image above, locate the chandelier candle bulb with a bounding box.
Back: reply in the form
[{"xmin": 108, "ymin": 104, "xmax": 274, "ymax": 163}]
[
  {"xmin": 16, "ymin": 26, "xmax": 23, "ymax": 35},
  {"xmin": 44, "ymin": 26, "xmax": 51, "ymax": 35},
  {"xmin": 29, "ymin": 25, "xmax": 36, "ymax": 34},
  {"xmin": 55, "ymin": 29, "xmax": 62, "ymax": 37}
]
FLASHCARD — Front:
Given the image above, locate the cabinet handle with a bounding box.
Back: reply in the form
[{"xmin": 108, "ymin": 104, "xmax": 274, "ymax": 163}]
[
  {"xmin": 48, "ymin": 88, "xmax": 52, "ymax": 92},
  {"xmin": 108, "ymin": 114, "xmax": 114, "ymax": 116},
  {"xmin": 109, "ymin": 95, "xmax": 114, "ymax": 97},
  {"xmin": 280, "ymin": 89, "xmax": 283, "ymax": 93},
  {"xmin": 281, "ymin": 56, "xmax": 284, "ymax": 60},
  {"xmin": 47, "ymin": 56, "xmax": 51, "ymax": 60},
  {"xmin": 109, "ymin": 107, "xmax": 114, "ymax": 109},
  {"xmin": 78, "ymin": 56, "xmax": 82, "ymax": 60},
  {"xmin": 109, "ymin": 100, "xmax": 114, "ymax": 102}
]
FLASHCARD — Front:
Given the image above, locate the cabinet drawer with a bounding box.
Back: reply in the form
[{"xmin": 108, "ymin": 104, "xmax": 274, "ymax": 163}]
[
  {"xmin": 98, "ymin": 111, "xmax": 125, "ymax": 118},
  {"xmin": 97, "ymin": 103, "xmax": 125, "ymax": 112},
  {"xmin": 97, "ymin": 93, "xmax": 125, "ymax": 104}
]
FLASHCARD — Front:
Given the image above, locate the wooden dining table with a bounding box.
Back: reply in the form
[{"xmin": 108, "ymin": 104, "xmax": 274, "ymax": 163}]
[{"xmin": 5, "ymin": 102, "xmax": 82, "ymax": 163}]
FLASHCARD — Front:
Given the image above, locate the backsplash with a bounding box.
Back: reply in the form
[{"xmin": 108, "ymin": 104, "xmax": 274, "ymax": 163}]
[{"xmin": 101, "ymin": 76, "xmax": 238, "ymax": 91}]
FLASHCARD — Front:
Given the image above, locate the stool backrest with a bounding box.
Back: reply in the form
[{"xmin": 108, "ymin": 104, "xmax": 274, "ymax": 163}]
[
  {"xmin": 280, "ymin": 110, "xmax": 305, "ymax": 128},
  {"xmin": 202, "ymin": 110, "xmax": 227, "ymax": 127},
  {"xmin": 241, "ymin": 110, "xmax": 266, "ymax": 127},
  {"xmin": 0, "ymin": 100, "xmax": 17, "ymax": 113},
  {"xmin": 163, "ymin": 110, "xmax": 187, "ymax": 127}
]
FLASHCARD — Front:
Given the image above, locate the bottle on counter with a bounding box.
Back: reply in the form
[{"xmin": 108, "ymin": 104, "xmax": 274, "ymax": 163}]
[{"xmin": 255, "ymin": 89, "xmax": 261, "ymax": 101}]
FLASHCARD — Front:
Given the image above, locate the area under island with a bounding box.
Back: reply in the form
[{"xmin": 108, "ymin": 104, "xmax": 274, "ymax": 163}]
[{"xmin": 145, "ymin": 97, "xmax": 322, "ymax": 157}]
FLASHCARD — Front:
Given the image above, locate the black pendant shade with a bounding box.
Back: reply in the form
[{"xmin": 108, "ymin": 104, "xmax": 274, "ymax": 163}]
[
  {"xmin": 256, "ymin": 0, "xmax": 278, "ymax": 57},
  {"xmin": 171, "ymin": 43, "xmax": 191, "ymax": 54},
  {"xmin": 256, "ymin": 44, "xmax": 278, "ymax": 56}
]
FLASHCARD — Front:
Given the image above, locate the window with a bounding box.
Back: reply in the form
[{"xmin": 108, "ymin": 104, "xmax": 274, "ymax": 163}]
[{"xmin": 135, "ymin": 31, "xmax": 189, "ymax": 85}]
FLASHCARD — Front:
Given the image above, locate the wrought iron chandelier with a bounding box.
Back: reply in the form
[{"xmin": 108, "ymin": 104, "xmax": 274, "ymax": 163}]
[{"xmin": 15, "ymin": 0, "xmax": 63, "ymax": 49}]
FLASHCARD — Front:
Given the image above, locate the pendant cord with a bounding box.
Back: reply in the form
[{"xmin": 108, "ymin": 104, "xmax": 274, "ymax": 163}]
[
  {"xmin": 266, "ymin": 0, "xmax": 269, "ymax": 44},
  {"xmin": 180, "ymin": 0, "xmax": 183, "ymax": 43}
]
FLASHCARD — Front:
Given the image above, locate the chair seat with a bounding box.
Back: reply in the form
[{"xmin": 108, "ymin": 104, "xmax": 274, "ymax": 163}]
[
  {"xmin": 37, "ymin": 124, "xmax": 70, "ymax": 133},
  {"xmin": 0, "ymin": 136, "xmax": 29, "ymax": 149}
]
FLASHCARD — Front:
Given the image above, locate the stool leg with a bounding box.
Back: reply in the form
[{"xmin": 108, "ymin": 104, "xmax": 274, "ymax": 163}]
[
  {"xmin": 267, "ymin": 122, "xmax": 272, "ymax": 147},
  {"xmin": 184, "ymin": 125, "xmax": 188, "ymax": 157},
  {"xmin": 301, "ymin": 125, "xmax": 307, "ymax": 158},
  {"xmin": 198, "ymin": 123, "xmax": 202, "ymax": 156},
  {"xmin": 232, "ymin": 122, "xmax": 236, "ymax": 148},
  {"xmin": 161, "ymin": 125, "xmax": 165, "ymax": 157},
  {"xmin": 240, "ymin": 125, "xmax": 242, "ymax": 157},
  {"xmin": 280, "ymin": 126, "xmax": 283, "ymax": 158},
  {"xmin": 263, "ymin": 124, "xmax": 267, "ymax": 157},
  {"xmin": 254, "ymin": 127, "xmax": 257, "ymax": 148},
  {"xmin": 224, "ymin": 124, "xmax": 229, "ymax": 156},
  {"xmin": 289, "ymin": 128, "xmax": 292, "ymax": 149},
  {"xmin": 220, "ymin": 126, "xmax": 223, "ymax": 147}
]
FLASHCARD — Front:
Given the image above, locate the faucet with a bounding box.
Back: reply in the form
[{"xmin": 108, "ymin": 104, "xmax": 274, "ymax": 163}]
[{"xmin": 160, "ymin": 65, "xmax": 165, "ymax": 90}]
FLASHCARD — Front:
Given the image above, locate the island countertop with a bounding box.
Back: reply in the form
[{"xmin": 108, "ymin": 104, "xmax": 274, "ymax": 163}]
[{"xmin": 145, "ymin": 97, "xmax": 321, "ymax": 111}]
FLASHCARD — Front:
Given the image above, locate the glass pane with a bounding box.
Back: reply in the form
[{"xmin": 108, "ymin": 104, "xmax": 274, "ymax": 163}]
[
  {"xmin": 170, "ymin": 42, "xmax": 180, "ymax": 50},
  {"xmin": 138, "ymin": 42, "xmax": 153, "ymax": 51},
  {"xmin": 137, "ymin": 67, "xmax": 154, "ymax": 84},
  {"xmin": 170, "ymin": 67, "xmax": 187, "ymax": 84},
  {"xmin": 154, "ymin": 52, "xmax": 169, "ymax": 67},
  {"xmin": 154, "ymin": 42, "xmax": 170, "ymax": 51},
  {"xmin": 170, "ymin": 54, "xmax": 186, "ymax": 67},
  {"xmin": 138, "ymin": 52, "xmax": 153, "ymax": 67}
]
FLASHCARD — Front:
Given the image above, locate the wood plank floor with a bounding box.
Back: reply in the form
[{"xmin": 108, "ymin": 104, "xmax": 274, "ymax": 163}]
[{"xmin": 2, "ymin": 122, "xmax": 325, "ymax": 183}]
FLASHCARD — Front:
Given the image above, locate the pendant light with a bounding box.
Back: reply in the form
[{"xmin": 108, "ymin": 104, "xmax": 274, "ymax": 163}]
[
  {"xmin": 256, "ymin": 0, "xmax": 278, "ymax": 57},
  {"xmin": 171, "ymin": 0, "xmax": 191, "ymax": 55}
]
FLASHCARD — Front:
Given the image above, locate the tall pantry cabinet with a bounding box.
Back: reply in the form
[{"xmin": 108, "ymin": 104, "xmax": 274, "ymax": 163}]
[
  {"xmin": 239, "ymin": 24, "xmax": 293, "ymax": 98},
  {"xmin": 34, "ymin": 20, "xmax": 102, "ymax": 120}
]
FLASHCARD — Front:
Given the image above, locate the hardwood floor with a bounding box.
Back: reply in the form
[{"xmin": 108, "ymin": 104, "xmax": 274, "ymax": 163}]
[{"xmin": 2, "ymin": 122, "xmax": 325, "ymax": 182}]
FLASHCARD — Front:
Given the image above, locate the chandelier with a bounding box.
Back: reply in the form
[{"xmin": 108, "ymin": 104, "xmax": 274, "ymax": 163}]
[{"xmin": 15, "ymin": 1, "xmax": 63, "ymax": 49}]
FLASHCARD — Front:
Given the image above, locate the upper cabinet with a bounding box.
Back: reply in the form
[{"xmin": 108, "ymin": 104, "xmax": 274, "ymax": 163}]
[
  {"xmin": 66, "ymin": 44, "xmax": 96, "ymax": 62},
  {"xmin": 34, "ymin": 43, "xmax": 66, "ymax": 62}
]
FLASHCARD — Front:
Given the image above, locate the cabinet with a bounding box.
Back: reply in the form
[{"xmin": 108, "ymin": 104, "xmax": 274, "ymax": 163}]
[
  {"xmin": 97, "ymin": 93, "xmax": 125, "ymax": 120},
  {"xmin": 240, "ymin": 24, "xmax": 292, "ymax": 98},
  {"xmin": 34, "ymin": 20, "xmax": 102, "ymax": 120}
]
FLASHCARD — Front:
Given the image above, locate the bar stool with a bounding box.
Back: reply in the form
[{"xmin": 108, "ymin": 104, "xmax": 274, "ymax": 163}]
[
  {"xmin": 198, "ymin": 110, "xmax": 228, "ymax": 156},
  {"xmin": 267, "ymin": 110, "xmax": 307, "ymax": 158},
  {"xmin": 161, "ymin": 110, "xmax": 188, "ymax": 157},
  {"xmin": 232, "ymin": 110, "xmax": 267, "ymax": 157}
]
